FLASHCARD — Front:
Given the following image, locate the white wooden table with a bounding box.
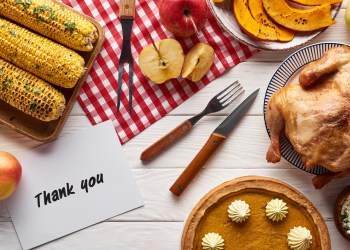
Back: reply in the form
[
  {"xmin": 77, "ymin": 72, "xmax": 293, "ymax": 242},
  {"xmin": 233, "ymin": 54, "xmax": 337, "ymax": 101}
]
[{"xmin": 2, "ymin": 2, "xmax": 350, "ymax": 249}]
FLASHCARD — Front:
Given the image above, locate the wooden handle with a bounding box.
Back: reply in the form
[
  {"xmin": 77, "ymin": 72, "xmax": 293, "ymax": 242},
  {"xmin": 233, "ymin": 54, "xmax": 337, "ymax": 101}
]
[
  {"xmin": 169, "ymin": 133, "xmax": 226, "ymax": 196},
  {"xmin": 119, "ymin": 0, "xmax": 136, "ymax": 19},
  {"xmin": 140, "ymin": 120, "xmax": 193, "ymax": 161}
]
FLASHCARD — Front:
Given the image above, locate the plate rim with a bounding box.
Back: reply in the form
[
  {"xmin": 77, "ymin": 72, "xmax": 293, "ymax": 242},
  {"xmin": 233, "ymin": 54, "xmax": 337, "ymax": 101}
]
[
  {"xmin": 206, "ymin": 0, "xmax": 342, "ymax": 51},
  {"xmin": 263, "ymin": 42, "xmax": 350, "ymax": 175}
]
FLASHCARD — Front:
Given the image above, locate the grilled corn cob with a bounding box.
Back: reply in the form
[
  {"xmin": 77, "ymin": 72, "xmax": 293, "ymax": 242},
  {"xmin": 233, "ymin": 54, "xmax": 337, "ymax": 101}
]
[
  {"xmin": 0, "ymin": 59, "xmax": 66, "ymax": 122},
  {"xmin": 0, "ymin": 18, "xmax": 85, "ymax": 88},
  {"xmin": 0, "ymin": 0, "xmax": 98, "ymax": 51}
]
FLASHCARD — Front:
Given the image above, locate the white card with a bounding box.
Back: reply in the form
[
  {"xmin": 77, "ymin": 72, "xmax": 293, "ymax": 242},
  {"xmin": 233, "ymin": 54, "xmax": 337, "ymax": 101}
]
[{"xmin": 5, "ymin": 120, "xmax": 144, "ymax": 249}]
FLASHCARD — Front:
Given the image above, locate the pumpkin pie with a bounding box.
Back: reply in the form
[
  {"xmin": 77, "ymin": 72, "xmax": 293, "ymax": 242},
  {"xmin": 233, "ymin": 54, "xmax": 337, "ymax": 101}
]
[{"xmin": 181, "ymin": 176, "xmax": 330, "ymax": 250}]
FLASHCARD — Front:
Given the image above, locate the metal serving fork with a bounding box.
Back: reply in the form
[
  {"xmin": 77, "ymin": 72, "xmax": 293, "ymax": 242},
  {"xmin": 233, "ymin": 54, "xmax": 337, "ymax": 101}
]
[
  {"xmin": 140, "ymin": 81, "xmax": 244, "ymax": 161},
  {"xmin": 117, "ymin": 0, "xmax": 135, "ymax": 115}
]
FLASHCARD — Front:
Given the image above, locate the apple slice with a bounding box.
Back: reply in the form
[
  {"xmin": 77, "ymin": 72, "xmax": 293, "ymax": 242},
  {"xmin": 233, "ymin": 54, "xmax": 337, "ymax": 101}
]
[
  {"xmin": 182, "ymin": 42, "xmax": 214, "ymax": 82},
  {"xmin": 139, "ymin": 38, "xmax": 184, "ymax": 84}
]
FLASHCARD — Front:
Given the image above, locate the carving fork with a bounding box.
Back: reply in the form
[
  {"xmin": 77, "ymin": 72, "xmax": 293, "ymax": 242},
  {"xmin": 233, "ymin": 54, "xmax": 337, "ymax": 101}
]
[{"xmin": 117, "ymin": 0, "xmax": 135, "ymax": 115}]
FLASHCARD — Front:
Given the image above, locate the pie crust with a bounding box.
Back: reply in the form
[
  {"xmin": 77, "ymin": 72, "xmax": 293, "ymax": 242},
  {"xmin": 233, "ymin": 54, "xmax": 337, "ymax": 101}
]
[{"xmin": 181, "ymin": 176, "xmax": 330, "ymax": 250}]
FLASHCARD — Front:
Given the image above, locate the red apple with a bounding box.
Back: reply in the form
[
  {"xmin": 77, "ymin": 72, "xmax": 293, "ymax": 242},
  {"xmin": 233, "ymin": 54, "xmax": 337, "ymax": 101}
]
[
  {"xmin": 159, "ymin": 0, "xmax": 208, "ymax": 37},
  {"xmin": 0, "ymin": 151, "xmax": 22, "ymax": 201}
]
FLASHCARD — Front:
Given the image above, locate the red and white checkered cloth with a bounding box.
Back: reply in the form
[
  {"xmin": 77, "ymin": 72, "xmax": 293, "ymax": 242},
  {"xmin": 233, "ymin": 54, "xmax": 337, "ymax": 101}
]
[{"xmin": 62, "ymin": 0, "xmax": 257, "ymax": 144}]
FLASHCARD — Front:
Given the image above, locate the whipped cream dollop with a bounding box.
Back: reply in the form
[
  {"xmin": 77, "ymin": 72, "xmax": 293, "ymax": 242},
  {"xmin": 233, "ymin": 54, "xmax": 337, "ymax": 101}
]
[
  {"xmin": 227, "ymin": 200, "xmax": 250, "ymax": 223},
  {"xmin": 287, "ymin": 226, "xmax": 312, "ymax": 250},
  {"xmin": 265, "ymin": 198, "xmax": 289, "ymax": 222},
  {"xmin": 201, "ymin": 232, "xmax": 224, "ymax": 250}
]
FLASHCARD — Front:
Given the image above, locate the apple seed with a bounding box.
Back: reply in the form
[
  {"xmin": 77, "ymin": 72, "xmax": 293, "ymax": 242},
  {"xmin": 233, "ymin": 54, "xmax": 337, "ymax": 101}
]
[{"xmin": 159, "ymin": 58, "xmax": 169, "ymax": 69}]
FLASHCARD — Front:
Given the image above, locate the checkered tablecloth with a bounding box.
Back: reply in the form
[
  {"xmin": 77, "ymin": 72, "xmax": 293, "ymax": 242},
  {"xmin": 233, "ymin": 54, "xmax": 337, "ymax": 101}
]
[{"xmin": 62, "ymin": 0, "xmax": 257, "ymax": 144}]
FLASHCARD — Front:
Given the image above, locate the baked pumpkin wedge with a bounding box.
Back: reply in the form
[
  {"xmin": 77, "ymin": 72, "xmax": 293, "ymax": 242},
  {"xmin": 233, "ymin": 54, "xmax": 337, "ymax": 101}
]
[
  {"xmin": 248, "ymin": 0, "xmax": 295, "ymax": 42},
  {"xmin": 233, "ymin": 0, "xmax": 294, "ymax": 41},
  {"xmin": 289, "ymin": 0, "xmax": 341, "ymax": 6},
  {"xmin": 262, "ymin": 0, "xmax": 335, "ymax": 31}
]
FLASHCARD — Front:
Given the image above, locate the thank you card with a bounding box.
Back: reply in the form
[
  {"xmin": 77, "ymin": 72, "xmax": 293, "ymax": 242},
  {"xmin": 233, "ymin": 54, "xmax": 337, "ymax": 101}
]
[{"xmin": 5, "ymin": 121, "xmax": 143, "ymax": 249}]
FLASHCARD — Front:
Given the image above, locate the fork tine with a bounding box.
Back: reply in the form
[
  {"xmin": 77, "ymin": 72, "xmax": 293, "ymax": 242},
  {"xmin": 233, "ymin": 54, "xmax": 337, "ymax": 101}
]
[
  {"xmin": 217, "ymin": 82, "xmax": 241, "ymax": 101},
  {"xmin": 215, "ymin": 80, "xmax": 239, "ymax": 99},
  {"xmin": 128, "ymin": 62, "xmax": 134, "ymax": 115},
  {"xmin": 117, "ymin": 63, "xmax": 124, "ymax": 114},
  {"xmin": 222, "ymin": 88, "xmax": 245, "ymax": 107},
  {"xmin": 220, "ymin": 85, "xmax": 243, "ymax": 103}
]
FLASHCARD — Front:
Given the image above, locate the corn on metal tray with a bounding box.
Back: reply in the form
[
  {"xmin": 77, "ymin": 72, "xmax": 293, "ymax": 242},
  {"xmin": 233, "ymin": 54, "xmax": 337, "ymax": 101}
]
[{"xmin": 0, "ymin": 1, "xmax": 105, "ymax": 142}]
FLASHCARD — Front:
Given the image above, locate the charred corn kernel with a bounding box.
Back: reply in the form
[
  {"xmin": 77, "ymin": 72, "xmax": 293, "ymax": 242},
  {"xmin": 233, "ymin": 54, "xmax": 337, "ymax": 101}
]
[
  {"xmin": 0, "ymin": 0, "xmax": 98, "ymax": 51},
  {"xmin": 0, "ymin": 18, "xmax": 85, "ymax": 88},
  {"xmin": 0, "ymin": 59, "xmax": 66, "ymax": 122}
]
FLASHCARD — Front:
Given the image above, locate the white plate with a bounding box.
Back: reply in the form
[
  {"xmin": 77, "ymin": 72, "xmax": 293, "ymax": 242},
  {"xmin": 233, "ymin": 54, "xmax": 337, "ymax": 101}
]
[
  {"xmin": 263, "ymin": 42, "xmax": 350, "ymax": 175},
  {"xmin": 207, "ymin": 0, "xmax": 342, "ymax": 51}
]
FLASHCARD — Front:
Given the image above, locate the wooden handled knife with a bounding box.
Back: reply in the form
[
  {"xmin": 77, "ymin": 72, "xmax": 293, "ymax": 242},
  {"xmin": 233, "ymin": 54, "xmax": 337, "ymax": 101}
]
[{"xmin": 169, "ymin": 89, "xmax": 260, "ymax": 196}]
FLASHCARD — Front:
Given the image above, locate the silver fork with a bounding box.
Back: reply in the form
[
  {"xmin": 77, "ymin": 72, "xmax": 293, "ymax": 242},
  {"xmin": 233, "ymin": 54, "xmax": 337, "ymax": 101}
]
[{"xmin": 140, "ymin": 81, "xmax": 244, "ymax": 161}]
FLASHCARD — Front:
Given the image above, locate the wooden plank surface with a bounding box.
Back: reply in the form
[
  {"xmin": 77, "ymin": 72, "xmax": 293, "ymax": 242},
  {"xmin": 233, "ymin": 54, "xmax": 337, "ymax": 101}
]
[
  {"xmin": 1, "ymin": 1, "xmax": 350, "ymax": 249},
  {"xmin": 0, "ymin": 220, "xmax": 348, "ymax": 250}
]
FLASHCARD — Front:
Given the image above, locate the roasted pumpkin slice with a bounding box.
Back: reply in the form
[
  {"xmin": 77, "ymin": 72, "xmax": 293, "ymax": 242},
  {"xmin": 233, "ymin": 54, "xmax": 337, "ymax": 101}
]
[
  {"xmin": 233, "ymin": 0, "xmax": 292, "ymax": 41},
  {"xmin": 262, "ymin": 0, "xmax": 335, "ymax": 31},
  {"xmin": 289, "ymin": 0, "xmax": 341, "ymax": 6},
  {"xmin": 249, "ymin": 0, "xmax": 295, "ymax": 42}
]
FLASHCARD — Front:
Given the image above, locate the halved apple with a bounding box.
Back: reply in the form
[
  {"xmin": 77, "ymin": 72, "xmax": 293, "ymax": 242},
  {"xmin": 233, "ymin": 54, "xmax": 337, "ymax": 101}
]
[
  {"xmin": 139, "ymin": 38, "xmax": 184, "ymax": 84},
  {"xmin": 181, "ymin": 42, "xmax": 214, "ymax": 82}
]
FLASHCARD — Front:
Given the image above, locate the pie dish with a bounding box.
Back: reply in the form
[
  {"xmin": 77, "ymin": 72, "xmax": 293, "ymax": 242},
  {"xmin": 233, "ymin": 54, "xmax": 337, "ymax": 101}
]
[{"xmin": 181, "ymin": 176, "xmax": 330, "ymax": 249}]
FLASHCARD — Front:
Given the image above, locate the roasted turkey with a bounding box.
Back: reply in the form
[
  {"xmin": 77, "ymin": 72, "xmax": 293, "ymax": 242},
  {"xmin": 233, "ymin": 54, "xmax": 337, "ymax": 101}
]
[{"xmin": 266, "ymin": 46, "xmax": 350, "ymax": 189}]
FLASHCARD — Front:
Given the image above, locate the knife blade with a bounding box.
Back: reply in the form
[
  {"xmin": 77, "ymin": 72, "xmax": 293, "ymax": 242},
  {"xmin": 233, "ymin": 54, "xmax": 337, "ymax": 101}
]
[{"xmin": 169, "ymin": 88, "xmax": 259, "ymax": 196}]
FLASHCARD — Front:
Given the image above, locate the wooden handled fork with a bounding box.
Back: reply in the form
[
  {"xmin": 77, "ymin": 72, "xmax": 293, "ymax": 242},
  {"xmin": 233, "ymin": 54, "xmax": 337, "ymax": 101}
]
[{"xmin": 140, "ymin": 81, "xmax": 244, "ymax": 161}]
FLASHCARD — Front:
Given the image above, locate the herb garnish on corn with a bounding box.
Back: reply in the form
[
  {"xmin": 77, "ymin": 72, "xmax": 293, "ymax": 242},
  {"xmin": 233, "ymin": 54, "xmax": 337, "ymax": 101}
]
[
  {"xmin": 0, "ymin": 59, "xmax": 66, "ymax": 122},
  {"xmin": 0, "ymin": 0, "xmax": 98, "ymax": 51},
  {"xmin": 0, "ymin": 18, "xmax": 85, "ymax": 88}
]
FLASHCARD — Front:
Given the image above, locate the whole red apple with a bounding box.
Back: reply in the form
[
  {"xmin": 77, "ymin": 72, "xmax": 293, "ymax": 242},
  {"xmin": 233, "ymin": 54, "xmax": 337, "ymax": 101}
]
[
  {"xmin": 0, "ymin": 151, "xmax": 22, "ymax": 201},
  {"xmin": 159, "ymin": 0, "xmax": 208, "ymax": 37}
]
